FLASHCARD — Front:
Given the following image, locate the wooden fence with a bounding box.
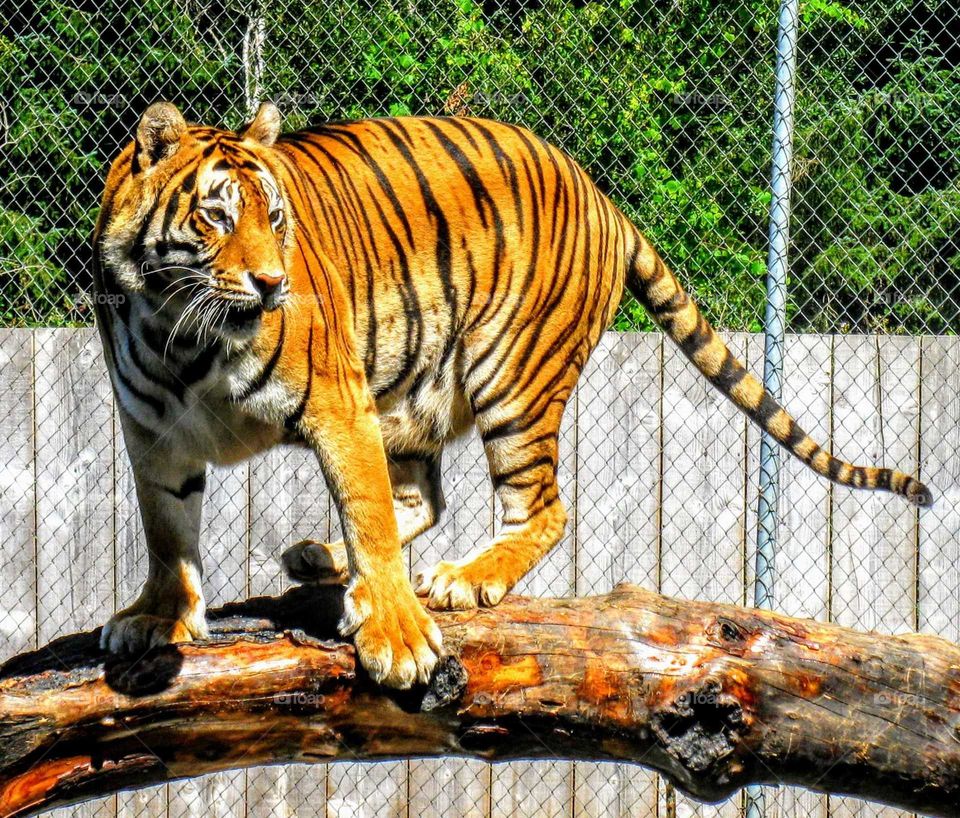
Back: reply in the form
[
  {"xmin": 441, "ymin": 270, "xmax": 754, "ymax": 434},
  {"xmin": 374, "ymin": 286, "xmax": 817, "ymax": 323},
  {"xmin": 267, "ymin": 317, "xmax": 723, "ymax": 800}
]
[{"xmin": 1, "ymin": 328, "xmax": 958, "ymax": 818}]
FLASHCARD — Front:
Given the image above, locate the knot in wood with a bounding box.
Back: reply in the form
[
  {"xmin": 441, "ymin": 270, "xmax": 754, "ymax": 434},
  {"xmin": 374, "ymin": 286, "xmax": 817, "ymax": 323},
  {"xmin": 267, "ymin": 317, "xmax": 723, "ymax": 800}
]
[
  {"xmin": 421, "ymin": 654, "xmax": 468, "ymax": 711},
  {"xmin": 651, "ymin": 677, "xmax": 745, "ymax": 778}
]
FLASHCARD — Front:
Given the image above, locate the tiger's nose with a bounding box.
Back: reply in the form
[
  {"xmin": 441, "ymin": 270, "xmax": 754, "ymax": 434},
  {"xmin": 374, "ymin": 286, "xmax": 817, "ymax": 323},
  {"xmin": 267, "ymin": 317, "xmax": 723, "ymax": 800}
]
[{"xmin": 249, "ymin": 271, "xmax": 285, "ymax": 305}]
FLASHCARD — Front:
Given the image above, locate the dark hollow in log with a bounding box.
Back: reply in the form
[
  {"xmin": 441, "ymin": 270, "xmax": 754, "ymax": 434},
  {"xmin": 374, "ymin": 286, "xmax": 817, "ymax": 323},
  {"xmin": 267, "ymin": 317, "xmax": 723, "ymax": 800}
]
[{"xmin": 1, "ymin": 584, "xmax": 959, "ymax": 817}]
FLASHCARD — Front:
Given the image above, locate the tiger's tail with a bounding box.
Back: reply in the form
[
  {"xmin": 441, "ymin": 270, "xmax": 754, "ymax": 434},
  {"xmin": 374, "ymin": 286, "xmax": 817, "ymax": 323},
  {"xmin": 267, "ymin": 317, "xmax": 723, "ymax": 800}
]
[{"xmin": 624, "ymin": 230, "xmax": 933, "ymax": 508}]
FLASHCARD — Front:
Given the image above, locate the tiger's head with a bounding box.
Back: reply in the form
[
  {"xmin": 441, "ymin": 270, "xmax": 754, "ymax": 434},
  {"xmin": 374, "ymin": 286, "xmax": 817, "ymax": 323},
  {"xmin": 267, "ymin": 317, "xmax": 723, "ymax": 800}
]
[{"xmin": 97, "ymin": 101, "xmax": 293, "ymax": 341}]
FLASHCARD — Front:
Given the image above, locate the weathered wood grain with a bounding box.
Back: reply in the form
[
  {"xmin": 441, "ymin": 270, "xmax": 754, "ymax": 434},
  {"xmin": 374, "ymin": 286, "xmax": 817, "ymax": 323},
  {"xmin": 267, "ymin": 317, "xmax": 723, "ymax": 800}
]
[
  {"xmin": 918, "ymin": 335, "xmax": 960, "ymax": 644},
  {"xmin": 35, "ymin": 328, "xmax": 117, "ymax": 818},
  {"xmin": 742, "ymin": 333, "xmax": 832, "ymax": 818},
  {"xmin": 165, "ymin": 461, "xmax": 249, "ymax": 818},
  {"xmin": 491, "ymin": 380, "xmax": 578, "ymax": 818},
  {"xmin": 5, "ymin": 329, "xmax": 954, "ymax": 818},
  {"xmin": 829, "ymin": 335, "xmax": 921, "ymax": 818},
  {"xmin": 247, "ymin": 446, "xmax": 332, "ymax": 818},
  {"xmin": 2, "ymin": 585, "xmax": 959, "ymax": 818},
  {"xmin": 0, "ymin": 331, "xmax": 35, "ymax": 662},
  {"xmin": 408, "ymin": 431, "xmax": 493, "ymax": 818},
  {"xmin": 574, "ymin": 333, "xmax": 661, "ymax": 818},
  {"xmin": 661, "ymin": 331, "xmax": 749, "ymax": 818},
  {"xmin": 113, "ymin": 383, "xmax": 166, "ymax": 818}
]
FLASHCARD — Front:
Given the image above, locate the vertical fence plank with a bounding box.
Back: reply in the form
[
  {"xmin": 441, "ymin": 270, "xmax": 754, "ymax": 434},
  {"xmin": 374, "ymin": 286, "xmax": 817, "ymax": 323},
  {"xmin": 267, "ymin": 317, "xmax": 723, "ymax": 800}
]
[
  {"xmin": 35, "ymin": 329, "xmax": 115, "ymax": 637},
  {"xmin": 743, "ymin": 333, "xmax": 831, "ymax": 818},
  {"xmin": 660, "ymin": 331, "xmax": 749, "ymax": 602},
  {"xmin": 246, "ymin": 447, "xmax": 331, "ymax": 818},
  {"xmin": 829, "ymin": 335, "xmax": 919, "ymax": 632},
  {"xmin": 489, "ymin": 384, "xmax": 577, "ymax": 818},
  {"xmin": 166, "ymin": 462, "xmax": 249, "ymax": 818},
  {"xmin": 829, "ymin": 335, "xmax": 919, "ymax": 818},
  {"xmin": 35, "ymin": 328, "xmax": 117, "ymax": 818},
  {"xmin": 918, "ymin": 336, "xmax": 960, "ymax": 643},
  {"xmin": 659, "ymin": 330, "xmax": 748, "ymax": 818},
  {"xmin": 408, "ymin": 429, "xmax": 493, "ymax": 818},
  {"xmin": 573, "ymin": 332, "xmax": 660, "ymax": 818},
  {"xmin": 324, "ymin": 435, "xmax": 416, "ymax": 818},
  {"xmin": 745, "ymin": 333, "xmax": 832, "ymax": 620},
  {"xmin": 0, "ymin": 330, "xmax": 35, "ymax": 663},
  {"xmin": 114, "ymin": 375, "xmax": 167, "ymax": 818}
]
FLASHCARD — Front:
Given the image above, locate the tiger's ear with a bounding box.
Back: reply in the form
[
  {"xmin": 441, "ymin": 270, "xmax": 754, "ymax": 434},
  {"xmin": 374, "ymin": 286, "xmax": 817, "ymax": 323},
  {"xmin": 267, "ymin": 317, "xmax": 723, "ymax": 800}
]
[
  {"xmin": 136, "ymin": 102, "xmax": 186, "ymax": 171},
  {"xmin": 241, "ymin": 102, "xmax": 281, "ymax": 146}
]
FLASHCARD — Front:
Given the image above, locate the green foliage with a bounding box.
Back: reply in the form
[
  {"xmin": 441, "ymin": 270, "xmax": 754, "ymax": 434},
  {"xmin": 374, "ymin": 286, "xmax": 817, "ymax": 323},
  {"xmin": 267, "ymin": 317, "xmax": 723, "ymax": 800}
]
[
  {"xmin": 1, "ymin": 0, "xmax": 957, "ymax": 332},
  {"xmin": 0, "ymin": 207, "xmax": 74, "ymax": 325}
]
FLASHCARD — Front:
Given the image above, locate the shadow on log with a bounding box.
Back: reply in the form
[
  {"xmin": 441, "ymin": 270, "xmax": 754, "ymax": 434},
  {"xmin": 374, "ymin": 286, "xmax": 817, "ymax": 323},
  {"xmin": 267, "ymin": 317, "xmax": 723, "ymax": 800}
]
[{"xmin": 1, "ymin": 584, "xmax": 959, "ymax": 817}]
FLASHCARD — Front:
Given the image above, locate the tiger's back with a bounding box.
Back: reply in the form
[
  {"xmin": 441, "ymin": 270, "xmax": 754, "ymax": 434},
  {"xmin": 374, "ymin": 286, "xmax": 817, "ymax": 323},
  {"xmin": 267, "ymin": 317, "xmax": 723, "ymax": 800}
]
[{"xmin": 273, "ymin": 117, "xmax": 627, "ymax": 451}]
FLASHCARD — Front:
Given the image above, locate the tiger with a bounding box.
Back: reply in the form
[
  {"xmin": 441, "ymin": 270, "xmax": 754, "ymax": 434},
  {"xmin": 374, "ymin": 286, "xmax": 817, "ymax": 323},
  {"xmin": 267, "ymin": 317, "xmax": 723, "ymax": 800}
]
[{"xmin": 92, "ymin": 101, "xmax": 932, "ymax": 689}]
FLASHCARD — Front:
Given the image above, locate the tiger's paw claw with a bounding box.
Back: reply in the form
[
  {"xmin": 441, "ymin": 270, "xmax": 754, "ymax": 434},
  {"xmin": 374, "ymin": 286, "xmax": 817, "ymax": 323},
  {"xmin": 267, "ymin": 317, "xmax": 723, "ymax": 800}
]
[
  {"xmin": 415, "ymin": 560, "xmax": 509, "ymax": 611},
  {"xmin": 341, "ymin": 572, "xmax": 442, "ymax": 689}
]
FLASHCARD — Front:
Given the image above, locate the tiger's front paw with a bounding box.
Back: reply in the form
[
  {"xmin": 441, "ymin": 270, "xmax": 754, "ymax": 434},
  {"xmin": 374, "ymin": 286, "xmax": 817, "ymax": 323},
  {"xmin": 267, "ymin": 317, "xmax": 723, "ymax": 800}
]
[
  {"xmin": 282, "ymin": 539, "xmax": 349, "ymax": 585},
  {"xmin": 100, "ymin": 569, "xmax": 207, "ymax": 655},
  {"xmin": 338, "ymin": 568, "xmax": 442, "ymax": 689},
  {"xmin": 415, "ymin": 557, "xmax": 510, "ymax": 611}
]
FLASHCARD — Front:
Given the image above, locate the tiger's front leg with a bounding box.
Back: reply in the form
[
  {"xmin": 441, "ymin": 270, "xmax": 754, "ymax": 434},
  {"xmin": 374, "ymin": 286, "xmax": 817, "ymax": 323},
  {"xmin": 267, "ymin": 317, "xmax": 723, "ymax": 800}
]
[
  {"xmin": 100, "ymin": 410, "xmax": 208, "ymax": 654},
  {"xmin": 293, "ymin": 377, "xmax": 443, "ymax": 688},
  {"xmin": 283, "ymin": 455, "xmax": 445, "ymax": 585}
]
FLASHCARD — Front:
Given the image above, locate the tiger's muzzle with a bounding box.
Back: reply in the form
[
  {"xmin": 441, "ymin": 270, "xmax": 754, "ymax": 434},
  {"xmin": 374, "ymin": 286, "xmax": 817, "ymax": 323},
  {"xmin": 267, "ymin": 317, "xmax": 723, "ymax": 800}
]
[{"xmin": 248, "ymin": 270, "xmax": 288, "ymax": 312}]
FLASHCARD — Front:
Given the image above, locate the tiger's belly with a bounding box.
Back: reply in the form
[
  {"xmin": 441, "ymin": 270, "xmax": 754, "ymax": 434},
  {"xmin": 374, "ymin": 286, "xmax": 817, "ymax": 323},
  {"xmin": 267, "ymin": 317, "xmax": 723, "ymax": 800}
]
[
  {"xmin": 363, "ymin": 298, "xmax": 474, "ymax": 454},
  {"xmin": 175, "ymin": 401, "xmax": 288, "ymax": 467}
]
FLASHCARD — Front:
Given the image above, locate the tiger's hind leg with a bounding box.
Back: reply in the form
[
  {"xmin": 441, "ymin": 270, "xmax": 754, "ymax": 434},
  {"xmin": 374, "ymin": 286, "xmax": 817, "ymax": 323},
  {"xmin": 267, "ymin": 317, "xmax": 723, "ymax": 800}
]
[
  {"xmin": 416, "ymin": 378, "xmax": 571, "ymax": 610},
  {"xmin": 283, "ymin": 454, "xmax": 445, "ymax": 584}
]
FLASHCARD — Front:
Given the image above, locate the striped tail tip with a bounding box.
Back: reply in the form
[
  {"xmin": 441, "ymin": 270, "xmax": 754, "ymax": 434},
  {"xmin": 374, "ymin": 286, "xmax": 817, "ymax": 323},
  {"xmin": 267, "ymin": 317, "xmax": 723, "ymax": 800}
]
[{"xmin": 904, "ymin": 478, "xmax": 934, "ymax": 508}]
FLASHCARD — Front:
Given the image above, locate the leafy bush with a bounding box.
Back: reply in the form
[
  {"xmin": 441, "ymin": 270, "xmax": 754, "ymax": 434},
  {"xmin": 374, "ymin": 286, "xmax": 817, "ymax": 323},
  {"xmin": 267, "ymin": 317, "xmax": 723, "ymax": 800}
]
[{"xmin": 1, "ymin": 0, "xmax": 956, "ymax": 332}]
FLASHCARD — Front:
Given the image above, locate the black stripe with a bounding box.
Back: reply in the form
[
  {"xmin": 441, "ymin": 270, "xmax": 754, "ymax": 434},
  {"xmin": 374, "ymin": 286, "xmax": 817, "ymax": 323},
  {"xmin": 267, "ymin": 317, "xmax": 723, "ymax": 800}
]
[
  {"xmin": 754, "ymin": 391, "xmax": 781, "ymax": 426},
  {"xmin": 302, "ymin": 127, "xmax": 416, "ymax": 248},
  {"xmin": 284, "ymin": 324, "xmax": 314, "ymax": 430},
  {"xmin": 389, "ymin": 449, "xmax": 441, "ymax": 464},
  {"xmin": 114, "ymin": 362, "xmax": 165, "ymax": 416},
  {"xmin": 492, "ymin": 455, "xmax": 555, "ymax": 490},
  {"xmin": 125, "ymin": 332, "xmax": 172, "ymax": 386},
  {"xmin": 785, "ymin": 419, "xmax": 807, "ymax": 450},
  {"xmin": 677, "ymin": 315, "xmax": 712, "ymax": 357},
  {"xmin": 650, "ymin": 287, "xmax": 686, "ymax": 317},
  {"xmin": 178, "ymin": 343, "xmax": 220, "ymax": 389},
  {"xmin": 827, "ymin": 457, "xmax": 843, "ymax": 480},
  {"xmin": 236, "ymin": 312, "xmax": 286, "ymax": 400},
  {"xmin": 164, "ymin": 473, "xmax": 206, "ymax": 500},
  {"xmin": 710, "ymin": 350, "xmax": 747, "ymax": 393},
  {"xmin": 278, "ymin": 140, "xmax": 383, "ymax": 377},
  {"xmin": 422, "ymin": 119, "xmax": 492, "ymax": 230}
]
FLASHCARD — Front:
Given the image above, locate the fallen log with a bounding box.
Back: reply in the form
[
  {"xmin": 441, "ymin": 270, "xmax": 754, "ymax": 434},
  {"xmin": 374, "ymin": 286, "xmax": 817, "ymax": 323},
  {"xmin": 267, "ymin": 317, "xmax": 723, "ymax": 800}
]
[{"xmin": 1, "ymin": 584, "xmax": 958, "ymax": 817}]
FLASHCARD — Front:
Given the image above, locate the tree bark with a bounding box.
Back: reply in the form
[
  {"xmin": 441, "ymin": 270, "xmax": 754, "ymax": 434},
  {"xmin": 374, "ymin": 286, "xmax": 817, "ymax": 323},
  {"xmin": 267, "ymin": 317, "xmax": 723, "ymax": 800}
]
[{"xmin": 1, "ymin": 584, "xmax": 958, "ymax": 818}]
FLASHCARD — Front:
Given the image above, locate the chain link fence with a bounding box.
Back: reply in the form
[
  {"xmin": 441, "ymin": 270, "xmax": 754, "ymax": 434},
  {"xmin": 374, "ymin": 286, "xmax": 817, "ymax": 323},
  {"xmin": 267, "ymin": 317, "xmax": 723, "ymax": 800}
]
[{"xmin": 1, "ymin": 0, "xmax": 959, "ymax": 816}]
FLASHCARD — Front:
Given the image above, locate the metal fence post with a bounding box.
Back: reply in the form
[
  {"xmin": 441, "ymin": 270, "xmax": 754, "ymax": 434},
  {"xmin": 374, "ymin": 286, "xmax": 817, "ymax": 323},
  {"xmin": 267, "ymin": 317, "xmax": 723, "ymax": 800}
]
[
  {"xmin": 747, "ymin": 0, "xmax": 799, "ymax": 814},
  {"xmin": 243, "ymin": 4, "xmax": 267, "ymax": 118}
]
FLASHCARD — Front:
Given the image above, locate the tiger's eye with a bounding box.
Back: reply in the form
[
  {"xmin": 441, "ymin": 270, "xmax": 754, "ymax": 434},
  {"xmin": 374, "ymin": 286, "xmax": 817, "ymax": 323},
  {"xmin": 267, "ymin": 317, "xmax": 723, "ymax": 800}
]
[{"xmin": 204, "ymin": 207, "xmax": 228, "ymax": 225}]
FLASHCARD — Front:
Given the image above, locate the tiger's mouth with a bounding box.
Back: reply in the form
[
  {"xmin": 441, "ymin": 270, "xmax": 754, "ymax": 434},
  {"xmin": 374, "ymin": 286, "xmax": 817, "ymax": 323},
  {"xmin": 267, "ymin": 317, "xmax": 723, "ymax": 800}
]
[{"xmin": 220, "ymin": 299, "xmax": 263, "ymax": 337}]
